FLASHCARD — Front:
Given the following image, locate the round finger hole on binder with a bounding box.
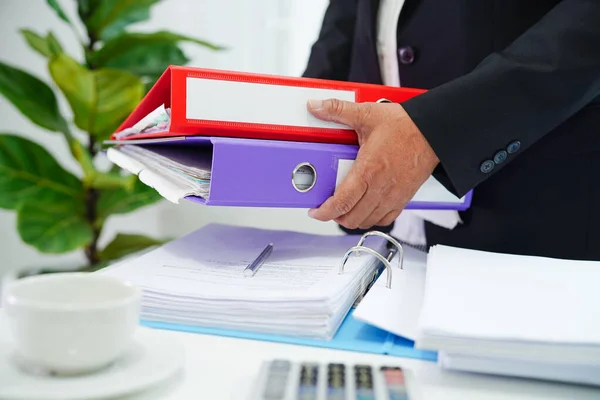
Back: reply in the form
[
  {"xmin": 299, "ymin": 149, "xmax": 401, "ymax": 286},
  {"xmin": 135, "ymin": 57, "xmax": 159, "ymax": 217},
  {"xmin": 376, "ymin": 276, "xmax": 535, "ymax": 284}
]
[{"xmin": 292, "ymin": 163, "xmax": 317, "ymax": 192}]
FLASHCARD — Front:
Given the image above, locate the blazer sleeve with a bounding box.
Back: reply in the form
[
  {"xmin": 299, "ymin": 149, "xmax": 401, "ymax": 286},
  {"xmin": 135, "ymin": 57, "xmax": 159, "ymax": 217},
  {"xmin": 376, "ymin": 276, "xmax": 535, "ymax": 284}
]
[
  {"xmin": 301, "ymin": 0, "xmax": 359, "ymax": 80},
  {"xmin": 401, "ymin": 0, "xmax": 600, "ymax": 198}
]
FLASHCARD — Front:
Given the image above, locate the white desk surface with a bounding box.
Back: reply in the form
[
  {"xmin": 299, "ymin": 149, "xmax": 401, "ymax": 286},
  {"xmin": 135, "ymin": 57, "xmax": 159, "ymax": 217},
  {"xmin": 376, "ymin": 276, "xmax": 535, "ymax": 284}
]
[
  {"xmin": 127, "ymin": 327, "xmax": 600, "ymax": 400},
  {"xmin": 2, "ymin": 281, "xmax": 600, "ymax": 400}
]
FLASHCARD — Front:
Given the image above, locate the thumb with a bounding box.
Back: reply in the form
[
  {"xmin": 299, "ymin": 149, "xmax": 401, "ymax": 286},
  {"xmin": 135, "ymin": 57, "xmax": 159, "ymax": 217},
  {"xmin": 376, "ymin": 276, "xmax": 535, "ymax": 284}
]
[{"xmin": 307, "ymin": 98, "xmax": 364, "ymax": 128}]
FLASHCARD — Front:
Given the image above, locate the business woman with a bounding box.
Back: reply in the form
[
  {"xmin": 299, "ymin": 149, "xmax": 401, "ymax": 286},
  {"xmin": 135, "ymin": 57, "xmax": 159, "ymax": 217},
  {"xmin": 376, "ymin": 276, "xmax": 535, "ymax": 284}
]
[{"xmin": 302, "ymin": 0, "xmax": 600, "ymax": 260}]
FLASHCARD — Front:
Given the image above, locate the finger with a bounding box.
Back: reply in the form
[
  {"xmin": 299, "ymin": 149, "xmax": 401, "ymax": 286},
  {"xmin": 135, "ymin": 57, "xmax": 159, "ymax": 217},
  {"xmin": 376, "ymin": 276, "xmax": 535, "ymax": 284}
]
[
  {"xmin": 307, "ymin": 98, "xmax": 369, "ymax": 128},
  {"xmin": 308, "ymin": 164, "xmax": 368, "ymax": 221},
  {"xmin": 376, "ymin": 209, "xmax": 402, "ymax": 227},
  {"xmin": 335, "ymin": 189, "xmax": 381, "ymax": 230},
  {"xmin": 357, "ymin": 205, "xmax": 393, "ymax": 230}
]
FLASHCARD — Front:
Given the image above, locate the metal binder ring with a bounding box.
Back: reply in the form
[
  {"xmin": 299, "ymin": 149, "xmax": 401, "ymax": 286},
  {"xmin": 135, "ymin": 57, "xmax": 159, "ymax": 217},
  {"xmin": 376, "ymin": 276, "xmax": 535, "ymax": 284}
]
[
  {"xmin": 376, "ymin": 98, "xmax": 392, "ymax": 103},
  {"xmin": 291, "ymin": 162, "xmax": 317, "ymax": 193},
  {"xmin": 356, "ymin": 231, "xmax": 404, "ymax": 270},
  {"xmin": 339, "ymin": 246, "xmax": 394, "ymax": 289}
]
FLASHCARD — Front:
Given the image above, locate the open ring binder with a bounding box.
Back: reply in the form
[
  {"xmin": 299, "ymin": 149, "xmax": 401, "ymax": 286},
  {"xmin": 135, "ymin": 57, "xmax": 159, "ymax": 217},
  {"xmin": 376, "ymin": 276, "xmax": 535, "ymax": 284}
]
[{"xmin": 339, "ymin": 231, "xmax": 404, "ymax": 289}]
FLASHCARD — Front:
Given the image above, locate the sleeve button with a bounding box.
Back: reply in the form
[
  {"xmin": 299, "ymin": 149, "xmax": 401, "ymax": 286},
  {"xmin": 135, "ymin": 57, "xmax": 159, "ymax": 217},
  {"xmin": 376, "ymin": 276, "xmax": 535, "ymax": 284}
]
[
  {"xmin": 507, "ymin": 140, "xmax": 521, "ymax": 153},
  {"xmin": 480, "ymin": 160, "xmax": 495, "ymax": 173},
  {"xmin": 493, "ymin": 150, "xmax": 508, "ymax": 164}
]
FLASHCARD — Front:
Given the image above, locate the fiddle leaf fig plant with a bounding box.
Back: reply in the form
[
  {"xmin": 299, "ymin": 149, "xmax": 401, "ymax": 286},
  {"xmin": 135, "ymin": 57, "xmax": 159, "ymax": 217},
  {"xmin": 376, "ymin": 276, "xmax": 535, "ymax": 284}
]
[{"xmin": 0, "ymin": 0, "xmax": 223, "ymax": 270}]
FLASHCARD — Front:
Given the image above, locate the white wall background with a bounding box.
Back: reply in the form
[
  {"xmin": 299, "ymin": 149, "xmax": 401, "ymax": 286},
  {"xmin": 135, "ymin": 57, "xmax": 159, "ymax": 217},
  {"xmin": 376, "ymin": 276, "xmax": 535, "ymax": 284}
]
[{"xmin": 0, "ymin": 0, "xmax": 340, "ymax": 277}]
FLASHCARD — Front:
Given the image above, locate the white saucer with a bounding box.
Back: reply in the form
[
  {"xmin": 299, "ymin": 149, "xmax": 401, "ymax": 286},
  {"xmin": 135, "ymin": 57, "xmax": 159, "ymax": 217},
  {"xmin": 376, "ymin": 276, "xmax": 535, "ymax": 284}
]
[{"xmin": 0, "ymin": 326, "xmax": 184, "ymax": 400}]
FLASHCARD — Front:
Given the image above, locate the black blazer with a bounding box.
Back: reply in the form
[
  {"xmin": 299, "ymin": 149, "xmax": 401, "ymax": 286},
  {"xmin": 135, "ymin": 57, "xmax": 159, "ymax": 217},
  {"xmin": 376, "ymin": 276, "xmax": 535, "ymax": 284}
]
[{"xmin": 303, "ymin": 0, "xmax": 600, "ymax": 260}]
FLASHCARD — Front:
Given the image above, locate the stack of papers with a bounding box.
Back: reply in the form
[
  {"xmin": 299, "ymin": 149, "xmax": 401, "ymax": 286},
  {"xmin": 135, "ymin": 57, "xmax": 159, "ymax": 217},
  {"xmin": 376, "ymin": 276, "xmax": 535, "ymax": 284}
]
[
  {"xmin": 101, "ymin": 223, "xmax": 388, "ymax": 340},
  {"xmin": 107, "ymin": 144, "xmax": 212, "ymax": 203},
  {"xmin": 114, "ymin": 105, "xmax": 171, "ymax": 139},
  {"xmin": 416, "ymin": 245, "xmax": 600, "ymax": 386}
]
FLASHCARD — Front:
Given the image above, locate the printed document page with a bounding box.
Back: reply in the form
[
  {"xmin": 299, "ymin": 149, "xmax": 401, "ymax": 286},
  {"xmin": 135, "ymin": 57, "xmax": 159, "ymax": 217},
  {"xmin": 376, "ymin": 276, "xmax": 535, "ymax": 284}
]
[{"xmin": 102, "ymin": 224, "xmax": 383, "ymax": 302}]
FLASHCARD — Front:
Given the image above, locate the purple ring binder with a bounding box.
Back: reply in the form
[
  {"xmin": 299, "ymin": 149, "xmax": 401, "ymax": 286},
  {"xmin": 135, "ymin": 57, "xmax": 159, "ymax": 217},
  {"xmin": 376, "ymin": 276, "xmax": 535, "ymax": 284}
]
[{"xmin": 107, "ymin": 135, "xmax": 473, "ymax": 210}]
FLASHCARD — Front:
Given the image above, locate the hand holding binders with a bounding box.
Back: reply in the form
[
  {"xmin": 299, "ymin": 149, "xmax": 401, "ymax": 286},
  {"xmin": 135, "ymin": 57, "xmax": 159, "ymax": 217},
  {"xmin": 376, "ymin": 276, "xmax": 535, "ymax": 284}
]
[
  {"xmin": 104, "ymin": 66, "xmax": 474, "ymax": 210},
  {"xmin": 110, "ymin": 66, "xmax": 426, "ymax": 145}
]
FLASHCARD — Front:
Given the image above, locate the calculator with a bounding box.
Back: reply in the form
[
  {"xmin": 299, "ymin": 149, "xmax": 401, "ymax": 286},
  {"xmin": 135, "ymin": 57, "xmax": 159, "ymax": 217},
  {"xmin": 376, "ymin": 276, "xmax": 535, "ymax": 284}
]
[{"xmin": 247, "ymin": 359, "xmax": 412, "ymax": 400}]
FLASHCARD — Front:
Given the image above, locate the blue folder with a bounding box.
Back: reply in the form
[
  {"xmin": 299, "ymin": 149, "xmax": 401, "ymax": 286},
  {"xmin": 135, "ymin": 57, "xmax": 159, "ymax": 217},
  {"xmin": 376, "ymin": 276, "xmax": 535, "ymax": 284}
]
[{"xmin": 141, "ymin": 309, "xmax": 438, "ymax": 362}]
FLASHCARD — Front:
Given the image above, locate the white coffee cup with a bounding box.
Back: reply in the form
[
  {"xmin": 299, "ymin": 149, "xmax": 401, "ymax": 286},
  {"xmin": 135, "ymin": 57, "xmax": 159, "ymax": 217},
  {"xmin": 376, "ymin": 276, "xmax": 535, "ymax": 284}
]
[{"xmin": 3, "ymin": 272, "xmax": 141, "ymax": 375}]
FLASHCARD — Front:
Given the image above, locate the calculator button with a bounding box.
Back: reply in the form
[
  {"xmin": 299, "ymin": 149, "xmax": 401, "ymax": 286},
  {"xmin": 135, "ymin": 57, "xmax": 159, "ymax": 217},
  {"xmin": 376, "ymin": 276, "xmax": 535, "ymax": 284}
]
[
  {"xmin": 354, "ymin": 365, "xmax": 375, "ymax": 400},
  {"xmin": 380, "ymin": 366, "xmax": 409, "ymax": 400},
  {"xmin": 263, "ymin": 361, "xmax": 291, "ymax": 400},
  {"xmin": 263, "ymin": 381, "xmax": 287, "ymax": 400},
  {"xmin": 271, "ymin": 360, "xmax": 291, "ymax": 370},
  {"xmin": 298, "ymin": 363, "xmax": 318, "ymax": 400},
  {"xmin": 327, "ymin": 364, "xmax": 346, "ymax": 400}
]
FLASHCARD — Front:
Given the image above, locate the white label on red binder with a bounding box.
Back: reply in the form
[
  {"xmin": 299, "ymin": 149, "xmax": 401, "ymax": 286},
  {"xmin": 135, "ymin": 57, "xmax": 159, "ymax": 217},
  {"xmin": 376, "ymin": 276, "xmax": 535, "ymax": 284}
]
[
  {"xmin": 335, "ymin": 159, "xmax": 466, "ymax": 204},
  {"xmin": 185, "ymin": 77, "xmax": 356, "ymax": 129}
]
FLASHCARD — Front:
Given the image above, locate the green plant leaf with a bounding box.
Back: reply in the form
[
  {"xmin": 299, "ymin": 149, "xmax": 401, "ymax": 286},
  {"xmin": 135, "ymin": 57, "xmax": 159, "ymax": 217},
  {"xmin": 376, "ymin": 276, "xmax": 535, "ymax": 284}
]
[
  {"xmin": 70, "ymin": 139, "xmax": 96, "ymax": 179},
  {"xmin": 79, "ymin": 259, "xmax": 112, "ymax": 272},
  {"xmin": 143, "ymin": 77, "xmax": 158, "ymax": 93},
  {"xmin": 88, "ymin": 30, "xmax": 224, "ymax": 76},
  {"xmin": 49, "ymin": 53, "xmax": 144, "ymax": 139},
  {"xmin": 91, "ymin": 39, "xmax": 187, "ymax": 76},
  {"xmin": 20, "ymin": 29, "xmax": 52, "ymax": 57},
  {"xmin": 77, "ymin": 0, "xmax": 160, "ymax": 42},
  {"xmin": 90, "ymin": 171, "xmax": 136, "ymax": 190},
  {"xmin": 77, "ymin": 0, "xmax": 100, "ymax": 22},
  {"xmin": 96, "ymin": 178, "xmax": 162, "ymax": 222},
  {"xmin": 46, "ymin": 32, "xmax": 64, "ymax": 55},
  {"xmin": 17, "ymin": 191, "xmax": 93, "ymax": 254},
  {"xmin": 0, "ymin": 61, "xmax": 70, "ymax": 134},
  {"xmin": 69, "ymin": 138, "xmax": 132, "ymax": 189},
  {"xmin": 20, "ymin": 29, "xmax": 64, "ymax": 58},
  {"xmin": 99, "ymin": 233, "xmax": 165, "ymax": 261},
  {"xmin": 0, "ymin": 134, "xmax": 83, "ymax": 210},
  {"xmin": 46, "ymin": 0, "xmax": 72, "ymax": 24},
  {"xmin": 103, "ymin": 42, "xmax": 189, "ymax": 78}
]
